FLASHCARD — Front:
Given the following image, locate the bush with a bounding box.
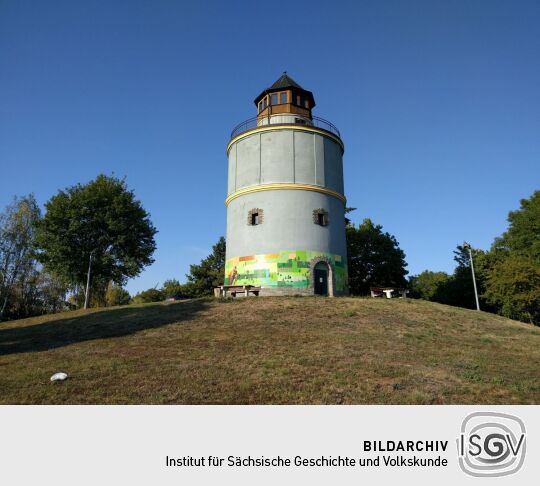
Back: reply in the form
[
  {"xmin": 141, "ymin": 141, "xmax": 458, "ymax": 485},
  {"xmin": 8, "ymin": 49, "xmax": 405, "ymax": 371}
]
[{"xmin": 131, "ymin": 288, "xmax": 164, "ymax": 304}]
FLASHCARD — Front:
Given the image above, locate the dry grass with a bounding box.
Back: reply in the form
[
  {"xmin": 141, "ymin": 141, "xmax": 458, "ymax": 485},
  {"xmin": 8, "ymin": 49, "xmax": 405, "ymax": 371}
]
[{"xmin": 0, "ymin": 297, "xmax": 538, "ymax": 404}]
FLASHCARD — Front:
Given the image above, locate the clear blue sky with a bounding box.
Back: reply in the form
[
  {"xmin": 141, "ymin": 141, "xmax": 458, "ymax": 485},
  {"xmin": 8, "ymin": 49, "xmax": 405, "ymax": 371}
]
[{"xmin": 1, "ymin": 0, "xmax": 538, "ymax": 294}]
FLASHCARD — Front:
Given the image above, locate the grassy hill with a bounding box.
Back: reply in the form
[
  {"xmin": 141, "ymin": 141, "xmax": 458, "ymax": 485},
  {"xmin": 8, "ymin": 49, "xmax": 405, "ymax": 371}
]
[{"xmin": 0, "ymin": 297, "xmax": 538, "ymax": 404}]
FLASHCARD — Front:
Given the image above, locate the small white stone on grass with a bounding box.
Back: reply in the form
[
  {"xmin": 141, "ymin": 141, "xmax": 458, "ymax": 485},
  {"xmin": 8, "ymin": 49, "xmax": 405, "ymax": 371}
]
[{"xmin": 50, "ymin": 372, "xmax": 68, "ymax": 382}]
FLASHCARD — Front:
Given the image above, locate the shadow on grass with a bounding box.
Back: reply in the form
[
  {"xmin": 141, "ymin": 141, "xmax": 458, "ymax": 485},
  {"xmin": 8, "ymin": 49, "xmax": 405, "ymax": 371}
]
[{"xmin": 0, "ymin": 299, "xmax": 210, "ymax": 356}]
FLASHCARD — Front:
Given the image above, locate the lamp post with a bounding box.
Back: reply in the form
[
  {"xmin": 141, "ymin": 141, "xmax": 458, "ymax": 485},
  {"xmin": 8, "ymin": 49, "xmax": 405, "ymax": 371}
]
[
  {"xmin": 463, "ymin": 242, "xmax": 480, "ymax": 311},
  {"xmin": 83, "ymin": 251, "xmax": 93, "ymax": 310}
]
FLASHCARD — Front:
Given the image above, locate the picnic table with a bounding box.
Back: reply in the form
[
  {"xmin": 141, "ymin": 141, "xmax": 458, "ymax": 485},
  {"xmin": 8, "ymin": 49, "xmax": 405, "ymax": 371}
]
[
  {"xmin": 370, "ymin": 287, "xmax": 409, "ymax": 299},
  {"xmin": 214, "ymin": 285, "xmax": 261, "ymax": 298}
]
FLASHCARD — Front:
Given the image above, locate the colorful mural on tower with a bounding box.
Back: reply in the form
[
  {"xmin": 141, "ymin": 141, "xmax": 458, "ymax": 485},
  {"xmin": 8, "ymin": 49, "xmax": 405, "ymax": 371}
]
[{"xmin": 224, "ymin": 250, "xmax": 348, "ymax": 291}]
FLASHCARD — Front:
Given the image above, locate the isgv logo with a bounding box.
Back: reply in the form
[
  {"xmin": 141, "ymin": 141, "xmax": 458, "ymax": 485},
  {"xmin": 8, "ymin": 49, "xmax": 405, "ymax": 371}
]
[{"xmin": 457, "ymin": 412, "xmax": 526, "ymax": 477}]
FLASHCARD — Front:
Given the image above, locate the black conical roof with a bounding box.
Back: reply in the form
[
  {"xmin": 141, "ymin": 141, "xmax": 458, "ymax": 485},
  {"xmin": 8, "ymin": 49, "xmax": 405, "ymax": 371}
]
[
  {"xmin": 254, "ymin": 72, "xmax": 315, "ymax": 108},
  {"xmin": 269, "ymin": 72, "xmax": 303, "ymax": 90}
]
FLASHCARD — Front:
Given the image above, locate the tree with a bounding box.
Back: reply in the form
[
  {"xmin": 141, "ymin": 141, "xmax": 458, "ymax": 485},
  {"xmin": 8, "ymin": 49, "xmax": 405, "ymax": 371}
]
[
  {"xmin": 483, "ymin": 191, "xmax": 540, "ymax": 325},
  {"xmin": 346, "ymin": 218, "xmax": 408, "ymax": 295},
  {"xmin": 484, "ymin": 255, "xmax": 540, "ymax": 325},
  {"xmin": 35, "ymin": 175, "xmax": 157, "ymax": 308},
  {"xmin": 408, "ymin": 271, "xmax": 450, "ymax": 300},
  {"xmin": 344, "ymin": 207, "xmax": 357, "ymax": 227},
  {"xmin": 9, "ymin": 269, "xmax": 68, "ymax": 318},
  {"xmin": 131, "ymin": 287, "xmax": 164, "ymax": 304},
  {"xmin": 105, "ymin": 282, "xmax": 131, "ymax": 306},
  {"xmin": 185, "ymin": 236, "xmax": 226, "ymax": 296},
  {"xmin": 430, "ymin": 245, "xmax": 484, "ymax": 310},
  {"xmin": 492, "ymin": 190, "xmax": 540, "ymax": 259},
  {"xmin": 0, "ymin": 195, "xmax": 41, "ymax": 320},
  {"xmin": 37, "ymin": 271, "xmax": 68, "ymax": 314},
  {"xmin": 161, "ymin": 279, "xmax": 186, "ymax": 299}
]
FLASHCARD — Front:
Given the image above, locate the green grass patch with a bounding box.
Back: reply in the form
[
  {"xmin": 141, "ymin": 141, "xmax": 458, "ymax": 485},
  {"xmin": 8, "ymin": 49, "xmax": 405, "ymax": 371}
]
[{"xmin": 0, "ymin": 297, "xmax": 539, "ymax": 404}]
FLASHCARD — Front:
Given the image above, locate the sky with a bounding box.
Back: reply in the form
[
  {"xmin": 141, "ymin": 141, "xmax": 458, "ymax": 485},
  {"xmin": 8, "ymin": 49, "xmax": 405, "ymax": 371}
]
[{"xmin": 1, "ymin": 0, "xmax": 539, "ymax": 295}]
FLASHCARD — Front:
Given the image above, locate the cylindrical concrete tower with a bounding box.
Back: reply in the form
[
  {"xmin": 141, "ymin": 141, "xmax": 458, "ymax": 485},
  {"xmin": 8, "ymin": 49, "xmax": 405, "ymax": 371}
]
[{"xmin": 225, "ymin": 73, "xmax": 348, "ymax": 296}]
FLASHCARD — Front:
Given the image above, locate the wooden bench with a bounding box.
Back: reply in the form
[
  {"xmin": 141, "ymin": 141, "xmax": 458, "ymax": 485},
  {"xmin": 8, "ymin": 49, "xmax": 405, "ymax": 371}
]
[
  {"xmin": 370, "ymin": 287, "xmax": 409, "ymax": 299},
  {"xmin": 214, "ymin": 285, "xmax": 261, "ymax": 298}
]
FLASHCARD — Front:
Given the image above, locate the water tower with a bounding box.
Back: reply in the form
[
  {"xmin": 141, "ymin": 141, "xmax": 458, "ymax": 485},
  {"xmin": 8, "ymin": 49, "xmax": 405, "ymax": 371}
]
[{"xmin": 225, "ymin": 73, "xmax": 348, "ymax": 296}]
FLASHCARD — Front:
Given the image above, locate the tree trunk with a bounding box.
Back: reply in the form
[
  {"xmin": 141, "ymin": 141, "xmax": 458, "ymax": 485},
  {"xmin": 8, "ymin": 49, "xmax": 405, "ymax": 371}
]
[{"xmin": 0, "ymin": 295, "xmax": 8, "ymax": 321}]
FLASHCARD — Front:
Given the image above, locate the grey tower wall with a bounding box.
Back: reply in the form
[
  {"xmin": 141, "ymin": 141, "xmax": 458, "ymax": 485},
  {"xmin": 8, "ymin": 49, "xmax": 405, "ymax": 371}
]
[
  {"xmin": 225, "ymin": 126, "xmax": 348, "ymax": 295},
  {"xmin": 227, "ymin": 130, "xmax": 344, "ymax": 194}
]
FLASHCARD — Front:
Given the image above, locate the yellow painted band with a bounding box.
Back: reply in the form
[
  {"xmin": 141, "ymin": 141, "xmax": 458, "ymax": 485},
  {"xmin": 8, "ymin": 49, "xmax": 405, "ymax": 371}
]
[
  {"xmin": 227, "ymin": 125, "xmax": 344, "ymax": 154},
  {"xmin": 225, "ymin": 183, "xmax": 346, "ymax": 206}
]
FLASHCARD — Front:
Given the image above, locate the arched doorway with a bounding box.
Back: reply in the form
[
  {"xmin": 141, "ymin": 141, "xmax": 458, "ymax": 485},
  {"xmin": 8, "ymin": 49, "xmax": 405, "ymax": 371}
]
[
  {"xmin": 309, "ymin": 256, "xmax": 334, "ymax": 296},
  {"xmin": 314, "ymin": 262, "xmax": 329, "ymax": 295}
]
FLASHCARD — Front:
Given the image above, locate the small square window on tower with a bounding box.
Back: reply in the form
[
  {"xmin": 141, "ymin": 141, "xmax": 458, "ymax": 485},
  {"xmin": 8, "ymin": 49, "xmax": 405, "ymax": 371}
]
[
  {"xmin": 248, "ymin": 208, "xmax": 264, "ymax": 226},
  {"xmin": 313, "ymin": 209, "xmax": 329, "ymax": 226}
]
